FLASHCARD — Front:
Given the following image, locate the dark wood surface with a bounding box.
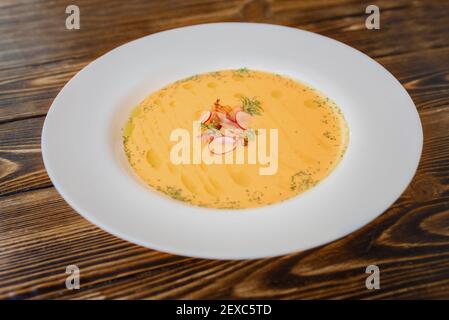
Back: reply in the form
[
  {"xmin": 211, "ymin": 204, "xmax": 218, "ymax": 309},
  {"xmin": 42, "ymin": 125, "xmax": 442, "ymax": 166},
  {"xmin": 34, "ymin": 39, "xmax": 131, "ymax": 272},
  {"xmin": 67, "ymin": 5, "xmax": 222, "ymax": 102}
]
[{"xmin": 1, "ymin": 0, "xmax": 448, "ymax": 299}]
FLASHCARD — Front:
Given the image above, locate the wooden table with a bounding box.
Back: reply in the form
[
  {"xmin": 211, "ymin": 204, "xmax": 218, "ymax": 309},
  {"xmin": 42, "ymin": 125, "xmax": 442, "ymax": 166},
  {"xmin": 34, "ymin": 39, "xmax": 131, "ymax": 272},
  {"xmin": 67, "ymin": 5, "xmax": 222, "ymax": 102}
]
[{"xmin": 1, "ymin": 0, "xmax": 448, "ymax": 299}]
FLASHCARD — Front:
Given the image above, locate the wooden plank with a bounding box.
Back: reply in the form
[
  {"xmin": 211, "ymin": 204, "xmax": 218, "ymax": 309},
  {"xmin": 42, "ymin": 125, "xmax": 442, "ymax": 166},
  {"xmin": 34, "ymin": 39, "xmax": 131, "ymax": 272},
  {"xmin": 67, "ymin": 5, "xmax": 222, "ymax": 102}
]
[{"xmin": 0, "ymin": 117, "xmax": 51, "ymax": 196}]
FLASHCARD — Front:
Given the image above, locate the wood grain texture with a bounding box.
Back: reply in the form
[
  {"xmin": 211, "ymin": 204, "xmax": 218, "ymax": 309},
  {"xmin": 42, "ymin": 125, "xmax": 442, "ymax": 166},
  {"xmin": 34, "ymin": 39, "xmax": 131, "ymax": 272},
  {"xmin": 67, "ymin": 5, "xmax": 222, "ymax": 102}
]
[{"xmin": 0, "ymin": 0, "xmax": 448, "ymax": 299}]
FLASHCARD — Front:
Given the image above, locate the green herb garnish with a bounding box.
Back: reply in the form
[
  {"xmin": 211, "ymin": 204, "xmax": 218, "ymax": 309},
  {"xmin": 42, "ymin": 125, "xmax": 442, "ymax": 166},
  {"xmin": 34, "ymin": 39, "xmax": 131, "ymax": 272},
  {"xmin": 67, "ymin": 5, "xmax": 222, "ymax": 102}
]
[
  {"xmin": 240, "ymin": 96, "xmax": 263, "ymax": 116},
  {"xmin": 235, "ymin": 67, "xmax": 250, "ymax": 74},
  {"xmin": 165, "ymin": 186, "xmax": 189, "ymax": 202}
]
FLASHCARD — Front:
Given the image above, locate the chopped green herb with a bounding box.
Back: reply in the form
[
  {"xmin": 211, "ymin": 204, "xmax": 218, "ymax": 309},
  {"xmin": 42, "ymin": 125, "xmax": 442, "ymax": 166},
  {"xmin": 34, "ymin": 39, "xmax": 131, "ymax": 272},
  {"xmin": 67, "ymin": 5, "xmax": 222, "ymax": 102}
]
[
  {"xmin": 164, "ymin": 186, "xmax": 189, "ymax": 202},
  {"xmin": 240, "ymin": 96, "xmax": 263, "ymax": 116},
  {"xmin": 235, "ymin": 67, "xmax": 250, "ymax": 74}
]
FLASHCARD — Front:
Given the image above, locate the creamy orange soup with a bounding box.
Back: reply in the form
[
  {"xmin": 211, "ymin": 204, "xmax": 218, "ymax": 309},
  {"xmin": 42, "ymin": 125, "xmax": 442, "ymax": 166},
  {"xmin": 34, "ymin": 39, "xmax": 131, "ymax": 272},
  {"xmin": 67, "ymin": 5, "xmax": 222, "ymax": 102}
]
[{"xmin": 123, "ymin": 69, "xmax": 349, "ymax": 209}]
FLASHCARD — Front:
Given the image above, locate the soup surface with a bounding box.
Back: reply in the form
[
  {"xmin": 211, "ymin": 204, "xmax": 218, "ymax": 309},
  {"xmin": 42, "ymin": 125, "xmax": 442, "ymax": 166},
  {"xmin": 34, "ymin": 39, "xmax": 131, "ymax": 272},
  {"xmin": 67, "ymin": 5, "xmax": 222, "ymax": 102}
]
[{"xmin": 123, "ymin": 69, "xmax": 349, "ymax": 209}]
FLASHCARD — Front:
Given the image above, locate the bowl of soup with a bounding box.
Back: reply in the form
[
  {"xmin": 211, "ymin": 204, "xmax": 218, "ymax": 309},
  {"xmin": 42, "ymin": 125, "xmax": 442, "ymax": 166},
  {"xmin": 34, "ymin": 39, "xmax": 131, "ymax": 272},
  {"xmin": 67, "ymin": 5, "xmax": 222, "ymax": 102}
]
[{"xmin": 42, "ymin": 23, "xmax": 422, "ymax": 259}]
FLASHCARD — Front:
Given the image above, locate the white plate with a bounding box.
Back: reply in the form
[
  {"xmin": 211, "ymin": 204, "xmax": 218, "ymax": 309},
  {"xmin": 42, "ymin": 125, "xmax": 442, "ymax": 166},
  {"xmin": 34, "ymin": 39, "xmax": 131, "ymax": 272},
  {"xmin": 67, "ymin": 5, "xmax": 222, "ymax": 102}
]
[{"xmin": 42, "ymin": 23, "xmax": 422, "ymax": 259}]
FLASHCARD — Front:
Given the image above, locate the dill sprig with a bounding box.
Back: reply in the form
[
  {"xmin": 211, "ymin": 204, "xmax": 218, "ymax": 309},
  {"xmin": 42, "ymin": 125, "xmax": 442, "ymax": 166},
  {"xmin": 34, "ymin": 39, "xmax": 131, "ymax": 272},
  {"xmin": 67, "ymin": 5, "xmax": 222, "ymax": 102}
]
[
  {"xmin": 240, "ymin": 96, "xmax": 263, "ymax": 116},
  {"xmin": 235, "ymin": 67, "xmax": 250, "ymax": 74}
]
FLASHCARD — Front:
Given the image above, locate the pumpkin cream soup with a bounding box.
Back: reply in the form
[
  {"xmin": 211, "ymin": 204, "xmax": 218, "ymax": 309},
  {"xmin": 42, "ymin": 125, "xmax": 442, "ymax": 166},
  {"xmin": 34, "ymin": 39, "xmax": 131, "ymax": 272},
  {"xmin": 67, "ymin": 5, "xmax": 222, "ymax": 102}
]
[{"xmin": 123, "ymin": 69, "xmax": 349, "ymax": 209}]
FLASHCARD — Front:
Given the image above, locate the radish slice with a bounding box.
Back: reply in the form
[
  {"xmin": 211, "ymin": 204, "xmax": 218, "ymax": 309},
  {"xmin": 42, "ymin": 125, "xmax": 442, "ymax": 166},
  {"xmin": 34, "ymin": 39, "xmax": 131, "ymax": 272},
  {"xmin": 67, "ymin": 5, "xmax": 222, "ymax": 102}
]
[
  {"xmin": 201, "ymin": 132, "xmax": 213, "ymax": 143},
  {"xmin": 208, "ymin": 136, "xmax": 236, "ymax": 155},
  {"xmin": 235, "ymin": 111, "xmax": 251, "ymax": 129},
  {"xmin": 220, "ymin": 118, "xmax": 239, "ymax": 130},
  {"xmin": 199, "ymin": 110, "xmax": 212, "ymax": 123},
  {"xmin": 228, "ymin": 107, "xmax": 242, "ymax": 122},
  {"xmin": 220, "ymin": 128, "xmax": 243, "ymax": 139},
  {"xmin": 201, "ymin": 130, "xmax": 219, "ymax": 143},
  {"xmin": 215, "ymin": 112, "xmax": 227, "ymax": 122}
]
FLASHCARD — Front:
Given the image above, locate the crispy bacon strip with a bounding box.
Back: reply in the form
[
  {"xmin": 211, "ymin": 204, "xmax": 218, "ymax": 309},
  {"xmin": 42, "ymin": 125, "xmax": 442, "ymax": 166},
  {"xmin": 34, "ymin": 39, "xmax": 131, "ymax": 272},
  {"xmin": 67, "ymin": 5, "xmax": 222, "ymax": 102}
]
[{"xmin": 213, "ymin": 99, "xmax": 232, "ymax": 114}]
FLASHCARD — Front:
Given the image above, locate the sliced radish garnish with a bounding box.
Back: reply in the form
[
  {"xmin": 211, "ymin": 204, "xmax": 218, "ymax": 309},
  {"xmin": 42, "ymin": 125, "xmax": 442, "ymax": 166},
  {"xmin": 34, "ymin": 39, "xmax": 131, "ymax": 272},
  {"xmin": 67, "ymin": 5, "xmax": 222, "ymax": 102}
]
[
  {"xmin": 201, "ymin": 132, "xmax": 213, "ymax": 143},
  {"xmin": 220, "ymin": 128, "xmax": 243, "ymax": 139},
  {"xmin": 220, "ymin": 117, "xmax": 239, "ymax": 129},
  {"xmin": 208, "ymin": 136, "xmax": 236, "ymax": 155},
  {"xmin": 235, "ymin": 111, "xmax": 251, "ymax": 130},
  {"xmin": 201, "ymin": 130, "xmax": 219, "ymax": 143},
  {"xmin": 215, "ymin": 112, "xmax": 227, "ymax": 122},
  {"xmin": 228, "ymin": 107, "xmax": 242, "ymax": 122},
  {"xmin": 199, "ymin": 110, "xmax": 212, "ymax": 123}
]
